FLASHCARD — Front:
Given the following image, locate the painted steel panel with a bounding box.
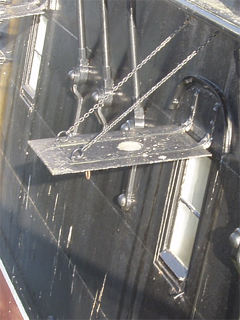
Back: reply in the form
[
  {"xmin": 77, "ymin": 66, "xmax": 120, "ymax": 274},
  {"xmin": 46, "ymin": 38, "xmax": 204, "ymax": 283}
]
[{"xmin": 0, "ymin": 1, "xmax": 239, "ymax": 319}]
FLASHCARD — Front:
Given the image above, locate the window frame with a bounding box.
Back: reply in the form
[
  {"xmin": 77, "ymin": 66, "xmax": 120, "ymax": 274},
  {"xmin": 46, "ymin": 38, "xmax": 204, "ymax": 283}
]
[
  {"xmin": 21, "ymin": 14, "xmax": 48, "ymax": 109},
  {"xmin": 154, "ymin": 157, "xmax": 211, "ymax": 288}
]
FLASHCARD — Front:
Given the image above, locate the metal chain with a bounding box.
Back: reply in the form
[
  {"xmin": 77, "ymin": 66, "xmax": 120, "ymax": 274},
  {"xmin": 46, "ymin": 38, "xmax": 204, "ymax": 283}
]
[
  {"xmin": 72, "ymin": 31, "xmax": 218, "ymax": 158},
  {"xmin": 57, "ymin": 17, "xmax": 193, "ymax": 141}
]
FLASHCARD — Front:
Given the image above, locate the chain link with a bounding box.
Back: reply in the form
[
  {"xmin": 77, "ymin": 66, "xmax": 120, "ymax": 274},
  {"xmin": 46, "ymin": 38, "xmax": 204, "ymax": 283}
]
[
  {"xmin": 56, "ymin": 17, "xmax": 193, "ymax": 140},
  {"xmin": 73, "ymin": 31, "xmax": 218, "ymax": 157}
]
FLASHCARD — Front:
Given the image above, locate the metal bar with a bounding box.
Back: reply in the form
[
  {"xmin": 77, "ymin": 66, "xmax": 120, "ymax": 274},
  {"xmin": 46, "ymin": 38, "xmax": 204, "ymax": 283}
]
[
  {"xmin": 118, "ymin": 0, "xmax": 145, "ymax": 210},
  {"xmin": 67, "ymin": 1, "xmax": 88, "ymax": 96},
  {"xmin": 128, "ymin": 0, "xmax": 144, "ymax": 128},
  {"xmin": 101, "ymin": 0, "xmax": 112, "ymax": 91},
  {"xmin": 72, "ymin": 84, "xmax": 83, "ymax": 134},
  {"xmin": 68, "ymin": 0, "xmax": 88, "ymax": 133},
  {"xmin": 92, "ymin": 0, "xmax": 113, "ymax": 125},
  {"xmin": 118, "ymin": 165, "xmax": 138, "ymax": 210},
  {"xmin": 179, "ymin": 197, "xmax": 200, "ymax": 218},
  {"xmin": 77, "ymin": 0, "xmax": 88, "ymax": 67}
]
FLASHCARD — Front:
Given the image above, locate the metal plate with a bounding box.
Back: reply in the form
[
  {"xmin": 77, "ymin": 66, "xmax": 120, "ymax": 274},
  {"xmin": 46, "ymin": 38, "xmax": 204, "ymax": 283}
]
[
  {"xmin": 29, "ymin": 125, "xmax": 211, "ymax": 175},
  {"xmin": 160, "ymin": 250, "xmax": 188, "ymax": 281}
]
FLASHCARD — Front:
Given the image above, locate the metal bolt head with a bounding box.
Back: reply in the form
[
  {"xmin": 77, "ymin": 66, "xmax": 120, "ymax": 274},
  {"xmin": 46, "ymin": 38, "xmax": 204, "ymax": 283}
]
[
  {"xmin": 229, "ymin": 228, "xmax": 240, "ymax": 249},
  {"xmin": 118, "ymin": 194, "xmax": 127, "ymax": 208},
  {"xmin": 68, "ymin": 69, "xmax": 76, "ymax": 81},
  {"xmin": 169, "ymin": 98, "xmax": 179, "ymax": 110},
  {"xmin": 92, "ymin": 91, "xmax": 99, "ymax": 103},
  {"xmin": 68, "ymin": 68, "xmax": 81, "ymax": 84}
]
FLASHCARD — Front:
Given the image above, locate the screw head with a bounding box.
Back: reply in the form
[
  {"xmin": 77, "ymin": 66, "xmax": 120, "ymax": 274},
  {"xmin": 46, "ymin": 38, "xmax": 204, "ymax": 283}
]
[{"xmin": 118, "ymin": 194, "xmax": 127, "ymax": 208}]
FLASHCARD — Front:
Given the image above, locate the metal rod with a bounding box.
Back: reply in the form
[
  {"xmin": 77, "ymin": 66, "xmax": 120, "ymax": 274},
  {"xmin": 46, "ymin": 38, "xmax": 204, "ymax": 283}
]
[
  {"xmin": 92, "ymin": 0, "xmax": 113, "ymax": 126},
  {"xmin": 128, "ymin": 0, "xmax": 144, "ymax": 128},
  {"xmin": 77, "ymin": 0, "xmax": 88, "ymax": 66},
  {"xmin": 101, "ymin": 0, "xmax": 113, "ymax": 91},
  {"xmin": 118, "ymin": 166, "xmax": 138, "ymax": 210},
  {"xmin": 118, "ymin": 0, "xmax": 143, "ymax": 210},
  {"xmin": 68, "ymin": 0, "xmax": 88, "ymax": 84}
]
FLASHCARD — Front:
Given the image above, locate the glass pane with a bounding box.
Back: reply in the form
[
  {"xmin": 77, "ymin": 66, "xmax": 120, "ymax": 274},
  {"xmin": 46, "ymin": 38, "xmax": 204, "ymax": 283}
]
[
  {"xmin": 181, "ymin": 157, "xmax": 211, "ymax": 212},
  {"xmin": 35, "ymin": 15, "xmax": 47, "ymax": 54},
  {"xmin": 28, "ymin": 52, "xmax": 41, "ymax": 92},
  {"xmin": 169, "ymin": 202, "xmax": 199, "ymax": 268}
]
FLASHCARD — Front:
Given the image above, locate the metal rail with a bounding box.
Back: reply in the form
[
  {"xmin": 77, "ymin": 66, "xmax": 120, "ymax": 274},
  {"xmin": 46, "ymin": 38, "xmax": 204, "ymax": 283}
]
[{"xmin": 168, "ymin": 0, "xmax": 240, "ymax": 38}]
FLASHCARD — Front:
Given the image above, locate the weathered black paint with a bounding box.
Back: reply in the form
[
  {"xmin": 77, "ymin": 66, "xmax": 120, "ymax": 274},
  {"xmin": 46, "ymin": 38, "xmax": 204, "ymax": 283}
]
[{"xmin": 0, "ymin": 1, "xmax": 239, "ymax": 319}]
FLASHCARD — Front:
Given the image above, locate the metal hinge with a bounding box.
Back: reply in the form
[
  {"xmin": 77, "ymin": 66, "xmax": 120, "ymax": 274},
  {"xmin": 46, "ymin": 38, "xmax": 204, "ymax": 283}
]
[{"xmin": 0, "ymin": 0, "xmax": 48, "ymax": 21}]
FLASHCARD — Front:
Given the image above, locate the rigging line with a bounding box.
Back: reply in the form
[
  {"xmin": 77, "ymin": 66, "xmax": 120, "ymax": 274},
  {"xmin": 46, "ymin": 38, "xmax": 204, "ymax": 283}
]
[
  {"xmin": 56, "ymin": 17, "xmax": 193, "ymax": 141},
  {"xmin": 72, "ymin": 31, "xmax": 218, "ymax": 158}
]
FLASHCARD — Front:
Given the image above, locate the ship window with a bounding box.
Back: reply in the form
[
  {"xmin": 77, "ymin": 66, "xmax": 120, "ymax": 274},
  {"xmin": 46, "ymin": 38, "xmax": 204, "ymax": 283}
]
[
  {"xmin": 21, "ymin": 15, "xmax": 48, "ymax": 108},
  {"xmin": 154, "ymin": 157, "xmax": 211, "ymax": 282}
]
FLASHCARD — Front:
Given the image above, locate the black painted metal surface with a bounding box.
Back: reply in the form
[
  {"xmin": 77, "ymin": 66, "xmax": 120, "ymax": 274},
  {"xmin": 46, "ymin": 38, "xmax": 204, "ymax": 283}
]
[{"xmin": 0, "ymin": 1, "xmax": 239, "ymax": 319}]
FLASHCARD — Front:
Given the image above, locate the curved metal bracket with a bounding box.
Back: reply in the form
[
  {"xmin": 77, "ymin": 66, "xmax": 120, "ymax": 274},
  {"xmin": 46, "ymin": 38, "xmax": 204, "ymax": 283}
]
[{"xmin": 169, "ymin": 75, "xmax": 232, "ymax": 154}]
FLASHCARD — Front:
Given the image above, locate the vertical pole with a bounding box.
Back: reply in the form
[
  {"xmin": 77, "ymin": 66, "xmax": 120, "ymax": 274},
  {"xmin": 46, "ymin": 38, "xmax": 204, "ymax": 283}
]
[
  {"xmin": 77, "ymin": 0, "xmax": 88, "ymax": 68},
  {"xmin": 118, "ymin": 0, "xmax": 143, "ymax": 210},
  {"xmin": 128, "ymin": 0, "xmax": 144, "ymax": 128},
  {"xmin": 92, "ymin": 0, "xmax": 113, "ymax": 126},
  {"xmin": 101, "ymin": 0, "xmax": 113, "ymax": 92}
]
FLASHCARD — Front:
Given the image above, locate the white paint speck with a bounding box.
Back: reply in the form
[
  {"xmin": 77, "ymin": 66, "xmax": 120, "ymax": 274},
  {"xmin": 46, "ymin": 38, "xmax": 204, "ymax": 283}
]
[
  {"xmin": 66, "ymin": 226, "xmax": 73, "ymax": 248},
  {"xmin": 57, "ymin": 227, "xmax": 62, "ymax": 248},
  {"xmin": 52, "ymin": 194, "xmax": 59, "ymax": 222},
  {"xmin": 48, "ymin": 185, "xmax": 52, "ymax": 196},
  {"xmin": 25, "ymin": 175, "xmax": 31, "ymax": 210}
]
